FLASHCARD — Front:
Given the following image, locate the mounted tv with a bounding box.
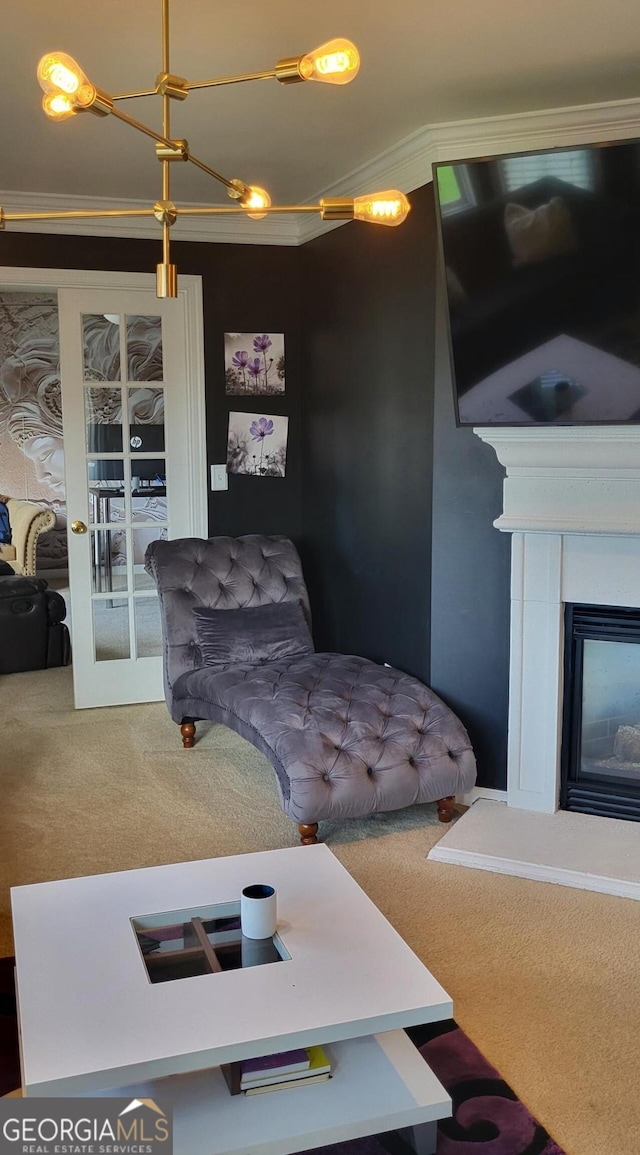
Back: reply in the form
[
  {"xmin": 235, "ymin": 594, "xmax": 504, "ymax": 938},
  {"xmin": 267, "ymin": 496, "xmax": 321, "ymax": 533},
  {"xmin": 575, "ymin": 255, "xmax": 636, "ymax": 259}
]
[{"xmin": 434, "ymin": 139, "xmax": 640, "ymax": 425}]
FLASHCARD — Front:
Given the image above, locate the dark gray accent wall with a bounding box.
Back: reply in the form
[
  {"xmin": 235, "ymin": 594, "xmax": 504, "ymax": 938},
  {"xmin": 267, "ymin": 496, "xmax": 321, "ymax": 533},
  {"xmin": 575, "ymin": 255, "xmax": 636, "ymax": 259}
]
[
  {"xmin": 429, "ymin": 280, "xmax": 511, "ymax": 789},
  {"xmin": 0, "ymin": 231, "xmax": 302, "ymax": 543},
  {"xmin": 300, "ymin": 185, "xmax": 436, "ymax": 684},
  {"xmin": 2, "ymin": 214, "xmax": 511, "ymax": 787},
  {"xmin": 300, "ymin": 186, "xmax": 511, "ymax": 789}
]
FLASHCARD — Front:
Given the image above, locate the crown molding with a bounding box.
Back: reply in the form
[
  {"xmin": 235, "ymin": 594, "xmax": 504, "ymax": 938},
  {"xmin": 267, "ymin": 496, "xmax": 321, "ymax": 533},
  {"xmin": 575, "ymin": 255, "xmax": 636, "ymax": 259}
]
[
  {"xmin": 296, "ymin": 124, "xmax": 439, "ymax": 245},
  {"xmin": 425, "ymin": 94, "xmax": 640, "ymax": 162},
  {"xmin": 0, "ymin": 190, "xmax": 300, "ymax": 246},
  {"xmin": 298, "ymin": 95, "xmax": 640, "ymax": 245},
  {"xmin": 5, "ymin": 94, "xmax": 640, "ymax": 249}
]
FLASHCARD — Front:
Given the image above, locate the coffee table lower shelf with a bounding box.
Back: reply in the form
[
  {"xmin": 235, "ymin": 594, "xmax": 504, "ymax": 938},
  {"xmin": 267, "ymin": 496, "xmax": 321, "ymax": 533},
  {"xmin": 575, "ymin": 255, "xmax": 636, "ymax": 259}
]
[{"xmin": 85, "ymin": 1030, "xmax": 451, "ymax": 1155}]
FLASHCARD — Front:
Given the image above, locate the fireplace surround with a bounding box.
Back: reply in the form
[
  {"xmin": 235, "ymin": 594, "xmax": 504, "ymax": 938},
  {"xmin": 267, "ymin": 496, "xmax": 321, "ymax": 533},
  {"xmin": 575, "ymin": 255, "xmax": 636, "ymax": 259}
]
[{"xmin": 474, "ymin": 426, "xmax": 640, "ymax": 816}]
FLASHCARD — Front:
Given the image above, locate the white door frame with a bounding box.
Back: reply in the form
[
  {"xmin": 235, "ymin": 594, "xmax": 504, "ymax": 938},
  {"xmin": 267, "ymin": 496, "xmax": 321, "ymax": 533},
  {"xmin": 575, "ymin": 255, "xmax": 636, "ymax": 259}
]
[
  {"xmin": 0, "ymin": 266, "xmax": 207, "ymax": 541},
  {"xmin": 0, "ymin": 266, "xmax": 207, "ymax": 706}
]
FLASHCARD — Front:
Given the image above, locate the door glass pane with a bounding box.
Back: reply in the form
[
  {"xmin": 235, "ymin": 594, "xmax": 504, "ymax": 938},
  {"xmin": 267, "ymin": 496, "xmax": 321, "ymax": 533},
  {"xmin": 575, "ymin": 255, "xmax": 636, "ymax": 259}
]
[
  {"xmin": 88, "ymin": 459, "xmax": 125, "ymax": 525},
  {"xmin": 131, "ymin": 460, "xmax": 166, "ymax": 521},
  {"xmin": 126, "ymin": 315, "xmax": 163, "ymax": 380},
  {"xmin": 83, "ymin": 314, "xmax": 121, "ymax": 381},
  {"xmin": 130, "ymin": 457, "xmax": 165, "ymax": 489},
  {"xmin": 132, "ymin": 494, "xmax": 167, "ymax": 523},
  {"xmin": 85, "ymin": 387, "xmax": 123, "ymax": 452},
  {"xmin": 129, "ymin": 387, "xmax": 165, "ymax": 451},
  {"xmin": 93, "ymin": 598, "xmax": 130, "ymax": 661},
  {"xmin": 90, "ymin": 494, "xmax": 125, "ymax": 525},
  {"xmin": 91, "ymin": 529, "xmax": 128, "ymax": 594},
  {"xmin": 133, "ymin": 527, "xmax": 167, "ymax": 590},
  {"xmin": 135, "ymin": 597, "xmax": 162, "ymax": 657}
]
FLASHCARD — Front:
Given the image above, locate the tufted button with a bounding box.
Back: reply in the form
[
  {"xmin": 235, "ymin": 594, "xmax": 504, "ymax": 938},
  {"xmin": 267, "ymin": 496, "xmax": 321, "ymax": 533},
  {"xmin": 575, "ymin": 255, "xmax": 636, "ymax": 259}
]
[
  {"xmin": 408, "ymin": 755, "xmax": 415, "ymax": 767},
  {"xmin": 366, "ymin": 767, "xmax": 373, "ymax": 777},
  {"xmin": 323, "ymin": 773, "xmax": 330, "ymax": 782}
]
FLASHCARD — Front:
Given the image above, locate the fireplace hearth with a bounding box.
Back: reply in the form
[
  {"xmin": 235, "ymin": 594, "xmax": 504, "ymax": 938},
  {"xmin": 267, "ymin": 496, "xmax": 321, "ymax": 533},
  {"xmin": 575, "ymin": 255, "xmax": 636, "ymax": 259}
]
[
  {"xmin": 561, "ymin": 604, "xmax": 640, "ymax": 821},
  {"xmin": 428, "ymin": 428, "xmax": 640, "ymax": 899}
]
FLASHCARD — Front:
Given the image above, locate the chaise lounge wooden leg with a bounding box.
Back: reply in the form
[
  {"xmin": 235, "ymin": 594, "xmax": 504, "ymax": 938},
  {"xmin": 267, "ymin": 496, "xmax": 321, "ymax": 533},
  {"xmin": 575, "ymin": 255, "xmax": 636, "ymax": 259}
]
[
  {"xmin": 437, "ymin": 795, "xmax": 457, "ymax": 823},
  {"xmin": 298, "ymin": 822, "xmax": 319, "ymax": 846},
  {"xmin": 180, "ymin": 721, "xmax": 196, "ymax": 749}
]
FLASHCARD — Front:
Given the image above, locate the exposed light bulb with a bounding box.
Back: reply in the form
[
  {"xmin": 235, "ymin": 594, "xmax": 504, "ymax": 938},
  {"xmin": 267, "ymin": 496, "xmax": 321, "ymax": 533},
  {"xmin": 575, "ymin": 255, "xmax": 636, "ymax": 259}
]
[
  {"xmin": 299, "ymin": 39, "xmax": 360, "ymax": 85},
  {"xmin": 353, "ymin": 190, "xmax": 411, "ymax": 226},
  {"xmin": 242, "ymin": 185, "xmax": 271, "ymax": 221},
  {"xmin": 37, "ymin": 52, "xmax": 87, "ymax": 97},
  {"xmin": 48, "ymin": 63, "xmax": 79, "ymax": 94},
  {"xmin": 42, "ymin": 93, "xmax": 77, "ymax": 121},
  {"xmin": 37, "ymin": 51, "xmax": 101, "ymax": 118}
]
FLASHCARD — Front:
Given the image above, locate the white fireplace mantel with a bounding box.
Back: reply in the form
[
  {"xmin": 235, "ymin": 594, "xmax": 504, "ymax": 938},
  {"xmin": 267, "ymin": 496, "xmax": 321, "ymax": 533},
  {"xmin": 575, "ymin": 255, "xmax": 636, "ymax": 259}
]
[
  {"xmin": 475, "ymin": 426, "xmax": 640, "ymax": 536},
  {"xmin": 474, "ymin": 425, "xmax": 640, "ymax": 813}
]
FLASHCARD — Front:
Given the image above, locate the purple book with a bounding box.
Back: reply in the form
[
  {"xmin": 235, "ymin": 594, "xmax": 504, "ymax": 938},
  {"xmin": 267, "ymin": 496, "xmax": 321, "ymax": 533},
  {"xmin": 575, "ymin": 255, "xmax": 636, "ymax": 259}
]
[{"xmin": 241, "ymin": 1049, "xmax": 309, "ymax": 1082}]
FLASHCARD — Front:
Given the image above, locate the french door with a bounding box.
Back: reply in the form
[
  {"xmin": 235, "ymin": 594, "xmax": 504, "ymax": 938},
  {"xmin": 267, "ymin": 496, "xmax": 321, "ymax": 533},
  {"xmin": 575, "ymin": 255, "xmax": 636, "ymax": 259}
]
[{"xmin": 58, "ymin": 280, "xmax": 205, "ymax": 708}]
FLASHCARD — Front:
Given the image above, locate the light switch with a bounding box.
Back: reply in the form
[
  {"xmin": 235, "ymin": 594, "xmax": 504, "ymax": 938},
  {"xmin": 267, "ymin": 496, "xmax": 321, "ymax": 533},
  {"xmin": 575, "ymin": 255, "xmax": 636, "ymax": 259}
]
[{"xmin": 211, "ymin": 464, "xmax": 228, "ymax": 491}]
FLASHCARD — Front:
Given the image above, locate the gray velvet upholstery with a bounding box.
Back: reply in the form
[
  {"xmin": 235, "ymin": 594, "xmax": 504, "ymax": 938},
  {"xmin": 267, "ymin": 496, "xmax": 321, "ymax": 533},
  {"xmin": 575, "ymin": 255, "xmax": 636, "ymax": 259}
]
[
  {"xmin": 194, "ymin": 601, "xmax": 313, "ymax": 667},
  {"xmin": 146, "ymin": 535, "xmax": 477, "ymax": 826}
]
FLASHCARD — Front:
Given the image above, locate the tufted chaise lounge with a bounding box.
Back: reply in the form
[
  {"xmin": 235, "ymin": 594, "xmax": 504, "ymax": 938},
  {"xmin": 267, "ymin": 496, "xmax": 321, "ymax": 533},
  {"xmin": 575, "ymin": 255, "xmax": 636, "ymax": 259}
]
[{"xmin": 146, "ymin": 535, "xmax": 477, "ymax": 844}]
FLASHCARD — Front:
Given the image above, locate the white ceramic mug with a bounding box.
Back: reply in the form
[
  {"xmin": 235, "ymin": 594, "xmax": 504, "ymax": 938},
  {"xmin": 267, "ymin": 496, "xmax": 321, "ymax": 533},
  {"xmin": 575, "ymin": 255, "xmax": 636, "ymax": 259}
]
[{"xmin": 240, "ymin": 884, "xmax": 277, "ymax": 940}]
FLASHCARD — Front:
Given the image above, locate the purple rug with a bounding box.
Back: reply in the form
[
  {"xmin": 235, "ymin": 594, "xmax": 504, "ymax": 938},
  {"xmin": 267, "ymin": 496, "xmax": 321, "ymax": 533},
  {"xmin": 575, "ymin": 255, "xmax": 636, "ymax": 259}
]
[{"xmin": 0, "ymin": 958, "xmax": 564, "ymax": 1153}]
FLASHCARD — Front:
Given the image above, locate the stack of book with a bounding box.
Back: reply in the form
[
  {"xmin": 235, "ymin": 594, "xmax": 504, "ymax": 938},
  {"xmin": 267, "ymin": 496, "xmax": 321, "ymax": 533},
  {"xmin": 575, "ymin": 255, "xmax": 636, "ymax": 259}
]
[{"xmin": 240, "ymin": 1046, "xmax": 331, "ymax": 1095}]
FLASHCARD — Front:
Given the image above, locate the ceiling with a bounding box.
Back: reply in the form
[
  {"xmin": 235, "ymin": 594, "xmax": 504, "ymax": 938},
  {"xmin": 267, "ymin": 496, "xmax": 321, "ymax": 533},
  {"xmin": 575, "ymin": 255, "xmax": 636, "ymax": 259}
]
[{"xmin": 2, "ymin": 0, "xmax": 640, "ymax": 207}]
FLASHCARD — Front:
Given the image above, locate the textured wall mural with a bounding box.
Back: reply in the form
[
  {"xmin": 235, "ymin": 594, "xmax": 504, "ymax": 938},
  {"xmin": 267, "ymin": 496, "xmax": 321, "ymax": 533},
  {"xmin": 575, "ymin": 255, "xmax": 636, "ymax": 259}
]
[
  {"xmin": 0, "ymin": 292, "xmax": 67, "ymax": 569},
  {"xmin": 0, "ymin": 293, "xmax": 167, "ymax": 573}
]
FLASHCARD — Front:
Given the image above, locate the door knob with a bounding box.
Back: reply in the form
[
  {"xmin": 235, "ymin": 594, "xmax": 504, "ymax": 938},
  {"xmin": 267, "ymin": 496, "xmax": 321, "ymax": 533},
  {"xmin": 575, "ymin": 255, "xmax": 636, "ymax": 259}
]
[{"xmin": 71, "ymin": 520, "xmax": 88, "ymax": 535}]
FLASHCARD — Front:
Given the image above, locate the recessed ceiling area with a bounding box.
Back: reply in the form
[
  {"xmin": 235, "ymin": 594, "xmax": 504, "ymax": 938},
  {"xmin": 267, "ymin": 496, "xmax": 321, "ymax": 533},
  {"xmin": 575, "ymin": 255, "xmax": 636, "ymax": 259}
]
[{"xmin": 2, "ymin": 0, "xmax": 640, "ymax": 205}]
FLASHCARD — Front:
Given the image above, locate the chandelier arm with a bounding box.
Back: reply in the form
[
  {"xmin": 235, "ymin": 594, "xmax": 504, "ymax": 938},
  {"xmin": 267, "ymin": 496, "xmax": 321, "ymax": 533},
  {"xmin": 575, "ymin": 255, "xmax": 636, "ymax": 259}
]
[
  {"xmin": 177, "ymin": 205, "xmax": 320, "ymax": 215},
  {"xmin": 109, "ymin": 104, "xmax": 178, "ymax": 150},
  {"xmin": 110, "ymin": 70, "xmax": 276, "ymax": 101},
  {"xmin": 186, "ymin": 69, "xmax": 276, "ymax": 91},
  {"xmin": 187, "ymin": 154, "xmax": 238, "ymax": 193},
  {"xmin": 2, "ymin": 209, "xmax": 156, "ymax": 221},
  {"xmin": 111, "ymin": 88, "xmax": 159, "ymax": 102},
  {"xmin": 162, "ymin": 0, "xmax": 170, "ymax": 74},
  {"xmin": 156, "ymin": 0, "xmax": 176, "ymax": 297}
]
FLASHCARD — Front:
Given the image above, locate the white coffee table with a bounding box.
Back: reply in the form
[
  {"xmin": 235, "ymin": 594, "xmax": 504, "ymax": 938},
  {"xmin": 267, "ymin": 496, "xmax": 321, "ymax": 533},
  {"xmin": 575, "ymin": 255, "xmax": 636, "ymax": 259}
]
[{"xmin": 12, "ymin": 844, "xmax": 453, "ymax": 1155}]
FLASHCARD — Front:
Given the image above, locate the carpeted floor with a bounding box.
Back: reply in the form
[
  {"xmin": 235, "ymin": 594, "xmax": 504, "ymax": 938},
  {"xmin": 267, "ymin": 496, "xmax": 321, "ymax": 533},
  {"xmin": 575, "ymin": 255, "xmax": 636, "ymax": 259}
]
[{"xmin": 2, "ymin": 666, "xmax": 640, "ymax": 1154}]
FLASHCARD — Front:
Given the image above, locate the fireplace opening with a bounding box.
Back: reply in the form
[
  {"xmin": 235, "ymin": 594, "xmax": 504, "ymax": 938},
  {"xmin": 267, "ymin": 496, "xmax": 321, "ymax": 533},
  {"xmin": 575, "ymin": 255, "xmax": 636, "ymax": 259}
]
[{"xmin": 561, "ymin": 604, "xmax": 640, "ymax": 821}]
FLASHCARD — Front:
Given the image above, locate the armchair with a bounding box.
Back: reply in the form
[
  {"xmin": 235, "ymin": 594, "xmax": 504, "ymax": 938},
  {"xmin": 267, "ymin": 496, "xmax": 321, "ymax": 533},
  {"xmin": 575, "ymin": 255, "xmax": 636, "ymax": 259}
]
[{"xmin": 0, "ymin": 499, "xmax": 56, "ymax": 577}]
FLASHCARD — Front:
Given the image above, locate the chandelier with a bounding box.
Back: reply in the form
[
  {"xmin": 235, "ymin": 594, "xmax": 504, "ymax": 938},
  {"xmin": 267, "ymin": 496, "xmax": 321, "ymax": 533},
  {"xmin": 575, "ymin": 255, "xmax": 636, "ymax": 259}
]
[{"xmin": 0, "ymin": 0, "xmax": 411, "ymax": 298}]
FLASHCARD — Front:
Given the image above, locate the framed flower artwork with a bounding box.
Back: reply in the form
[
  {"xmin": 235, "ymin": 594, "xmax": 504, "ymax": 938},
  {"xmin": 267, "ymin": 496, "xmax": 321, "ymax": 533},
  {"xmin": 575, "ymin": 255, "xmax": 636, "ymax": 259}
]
[
  {"xmin": 224, "ymin": 333, "xmax": 285, "ymax": 395},
  {"xmin": 226, "ymin": 412, "xmax": 288, "ymax": 477}
]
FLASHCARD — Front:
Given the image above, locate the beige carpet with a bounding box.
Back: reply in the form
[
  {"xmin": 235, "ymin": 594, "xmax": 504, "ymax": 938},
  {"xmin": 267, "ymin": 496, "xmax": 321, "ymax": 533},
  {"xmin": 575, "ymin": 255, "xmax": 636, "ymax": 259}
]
[{"xmin": 2, "ymin": 668, "xmax": 638, "ymax": 1155}]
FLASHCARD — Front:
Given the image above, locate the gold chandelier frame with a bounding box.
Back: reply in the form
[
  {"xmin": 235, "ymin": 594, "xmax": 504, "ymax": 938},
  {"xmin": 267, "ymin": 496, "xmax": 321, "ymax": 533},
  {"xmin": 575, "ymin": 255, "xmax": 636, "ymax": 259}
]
[{"xmin": 0, "ymin": 0, "xmax": 410, "ymax": 297}]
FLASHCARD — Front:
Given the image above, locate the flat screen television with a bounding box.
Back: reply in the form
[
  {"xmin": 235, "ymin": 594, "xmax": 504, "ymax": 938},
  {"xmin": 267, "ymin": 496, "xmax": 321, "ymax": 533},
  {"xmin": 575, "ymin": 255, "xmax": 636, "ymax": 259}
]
[{"xmin": 434, "ymin": 139, "xmax": 640, "ymax": 425}]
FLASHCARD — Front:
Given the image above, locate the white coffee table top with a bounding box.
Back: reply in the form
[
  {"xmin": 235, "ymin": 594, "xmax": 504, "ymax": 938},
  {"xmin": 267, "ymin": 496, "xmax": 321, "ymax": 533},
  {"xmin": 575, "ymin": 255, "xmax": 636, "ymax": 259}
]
[{"xmin": 12, "ymin": 844, "xmax": 452, "ymax": 1096}]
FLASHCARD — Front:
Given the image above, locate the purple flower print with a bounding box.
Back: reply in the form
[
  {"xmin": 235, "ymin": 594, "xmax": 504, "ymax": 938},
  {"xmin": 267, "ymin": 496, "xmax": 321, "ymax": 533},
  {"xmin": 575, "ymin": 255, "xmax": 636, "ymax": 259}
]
[
  {"xmin": 253, "ymin": 335, "xmax": 273, "ymax": 390},
  {"xmin": 231, "ymin": 349, "xmax": 249, "ymax": 390},
  {"xmin": 249, "ymin": 416, "xmax": 275, "ymax": 472},
  {"xmin": 249, "ymin": 417, "xmax": 274, "ymax": 441},
  {"xmin": 247, "ymin": 357, "xmax": 262, "ymax": 386}
]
